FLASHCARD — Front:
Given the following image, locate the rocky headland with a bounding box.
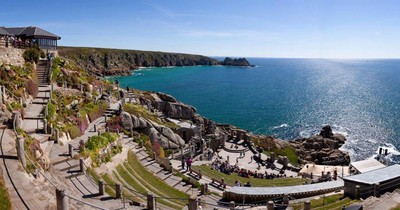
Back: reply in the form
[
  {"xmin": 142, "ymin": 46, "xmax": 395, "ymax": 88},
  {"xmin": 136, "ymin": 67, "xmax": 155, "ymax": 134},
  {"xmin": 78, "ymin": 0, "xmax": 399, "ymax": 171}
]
[{"xmin": 58, "ymin": 46, "xmax": 253, "ymax": 76}]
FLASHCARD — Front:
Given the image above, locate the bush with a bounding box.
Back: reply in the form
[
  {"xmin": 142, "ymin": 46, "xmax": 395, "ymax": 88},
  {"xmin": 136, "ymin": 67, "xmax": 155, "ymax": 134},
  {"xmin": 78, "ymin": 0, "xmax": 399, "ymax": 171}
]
[
  {"xmin": 152, "ymin": 140, "xmax": 165, "ymax": 159},
  {"xmin": 106, "ymin": 116, "xmax": 122, "ymax": 132},
  {"xmin": 23, "ymin": 47, "xmax": 41, "ymax": 63},
  {"xmin": 25, "ymin": 78, "xmax": 38, "ymax": 98},
  {"xmin": 66, "ymin": 125, "xmax": 81, "ymax": 139},
  {"xmin": 47, "ymin": 102, "xmax": 56, "ymax": 120}
]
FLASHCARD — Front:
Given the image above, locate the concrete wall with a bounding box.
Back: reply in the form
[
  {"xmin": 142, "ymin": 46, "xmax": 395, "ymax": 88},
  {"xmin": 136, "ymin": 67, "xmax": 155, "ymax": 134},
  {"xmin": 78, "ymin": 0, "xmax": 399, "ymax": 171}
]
[{"xmin": 0, "ymin": 47, "xmax": 24, "ymax": 66}]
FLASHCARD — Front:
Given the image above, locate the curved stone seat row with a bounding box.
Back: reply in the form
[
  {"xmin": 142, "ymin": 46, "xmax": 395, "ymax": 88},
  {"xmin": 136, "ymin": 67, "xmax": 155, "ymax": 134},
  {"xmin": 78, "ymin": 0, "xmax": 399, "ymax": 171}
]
[
  {"xmin": 222, "ymin": 146, "xmax": 249, "ymax": 153},
  {"xmin": 223, "ymin": 180, "xmax": 344, "ymax": 203}
]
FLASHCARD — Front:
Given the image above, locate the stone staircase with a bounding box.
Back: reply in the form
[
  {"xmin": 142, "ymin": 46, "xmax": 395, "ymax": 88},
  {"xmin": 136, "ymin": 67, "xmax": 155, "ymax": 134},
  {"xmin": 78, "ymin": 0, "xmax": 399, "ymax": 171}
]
[
  {"xmin": 36, "ymin": 60, "xmax": 50, "ymax": 86},
  {"xmin": 23, "ymin": 85, "xmax": 51, "ymax": 133},
  {"xmin": 134, "ymin": 148, "xmax": 196, "ymax": 195}
]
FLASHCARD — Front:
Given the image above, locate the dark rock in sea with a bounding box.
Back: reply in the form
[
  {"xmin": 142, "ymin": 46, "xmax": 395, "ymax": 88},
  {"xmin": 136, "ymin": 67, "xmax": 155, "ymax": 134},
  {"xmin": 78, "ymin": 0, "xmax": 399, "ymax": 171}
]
[
  {"xmin": 220, "ymin": 57, "xmax": 254, "ymax": 67},
  {"xmin": 320, "ymin": 125, "xmax": 334, "ymax": 138},
  {"xmin": 290, "ymin": 125, "xmax": 350, "ymax": 166}
]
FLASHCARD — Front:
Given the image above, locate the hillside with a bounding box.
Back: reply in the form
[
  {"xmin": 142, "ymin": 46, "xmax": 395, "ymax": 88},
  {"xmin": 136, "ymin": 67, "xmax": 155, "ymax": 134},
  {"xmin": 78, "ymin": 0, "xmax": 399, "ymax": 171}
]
[{"xmin": 58, "ymin": 46, "xmax": 220, "ymax": 76}]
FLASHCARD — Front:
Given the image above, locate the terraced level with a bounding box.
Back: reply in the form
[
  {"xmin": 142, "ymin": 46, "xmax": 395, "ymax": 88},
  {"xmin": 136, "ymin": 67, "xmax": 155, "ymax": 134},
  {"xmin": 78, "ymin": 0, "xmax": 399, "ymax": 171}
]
[
  {"xmin": 291, "ymin": 194, "xmax": 357, "ymax": 210},
  {"xmin": 92, "ymin": 150, "xmax": 190, "ymax": 209},
  {"xmin": 193, "ymin": 165, "xmax": 306, "ymax": 187}
]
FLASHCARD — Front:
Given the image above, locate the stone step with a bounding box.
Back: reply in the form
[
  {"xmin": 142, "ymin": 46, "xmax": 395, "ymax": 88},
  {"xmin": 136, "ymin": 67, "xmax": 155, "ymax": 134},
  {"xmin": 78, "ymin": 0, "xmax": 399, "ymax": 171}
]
[
  {"xmin": 164, "ymin": 175, "xmax": 182, "ymax": 187},
  {"xmin": 51, "ymin": 156, "xmax": 70, "ymax": 166},
  {"xmin": 147, "ymin": 163, "xmax": 163, "ymax": 174},
  {"xmin": 156, "ymin": 170, "xmax": 173, "ymax": 180}
]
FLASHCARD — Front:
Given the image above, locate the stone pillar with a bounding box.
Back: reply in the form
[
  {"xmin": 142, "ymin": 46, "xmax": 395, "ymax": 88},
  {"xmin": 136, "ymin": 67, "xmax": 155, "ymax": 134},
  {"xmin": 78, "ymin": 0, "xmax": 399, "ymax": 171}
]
[
  {"xmin": 80, "ymin": 84, "xmax": 83, "ymax": 92},
  {"xmin": 374, "ymin": 183, "xmax": 380, "ymax": 198},
  {"xmin": 68, "ymin": 144, "xmax": 74, "ymax": 157},
  {"xmin": 98, "ymin": 180, "xmax": 104, "ymax": 196},
  {"xmin": 11, "ymin": 111, "xmax": 21, "ymax": 129},
  {"xmin": 283, "ymin": 194, "xmax": 289, "ymax": 205},
  {"xmin": 56, "ymin": 188, "xmax": 69, "ymax": 210},
  {"xmin": 54, "ymin": 128, "xmax": 59, "ymax": 143},
  {"xmin": 147, "ymin": 193, "xmax": 155, "ymax": 210},
  {"xmin": 64, "ymin": 81, "xmax": 67, "ymax": 88},
  {"xmin": 88, "ymin": 84, "xmax": 93, "ymax": 95},
  {"xmin": 188, "ymin": 196, "xmax": 198, "ymax": 210},
  {"xmin": 44, "ymin": 105, "xmax": 48, "ymax": 118},
  {"xmin": 79, "ymin": 158, "xmax": 85, "ymax": 174},
  {"xmin": 115, "ymin": 183, "xmax": 122, "ymax": 199},
  {"xmin": 270, "ymin": 152, "xmax": 275, "ymax": 162},
  {"xmin": 229, "ymin": 201, "xmax": 235, "ymax": 210},
  {"xmin": 43, "ymin": 119, "xmax": 48, "ymax": 134},
  {"xmin": 16, "ymin": 135, "xmax": 26, "ymax": 168},
  {"xmin": 304, "ymin": 200, "xmax": 311, "ymax": 210},
  {"xmin": 153, "ymin": 152, "xmax": 157, "ymax": 161},
  {"xmin": 267, "ymin": 201, "xmax": 274, "ymax": 210},
  {"xmin": 355, "ymin": 185, "xmax": 360, "ymax": 200}
]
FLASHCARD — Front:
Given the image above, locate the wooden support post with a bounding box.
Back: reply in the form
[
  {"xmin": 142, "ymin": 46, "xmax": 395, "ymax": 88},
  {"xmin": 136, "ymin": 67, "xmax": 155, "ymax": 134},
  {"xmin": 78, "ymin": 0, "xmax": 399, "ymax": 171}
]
[
  {"xmin": 355, "ymin": 185, "xmax": 360, "ymax": 200},
  {"xmin": 43, "ymin": 119, "xmax": 48, "ymax": 134},
  {"xmin": 16, "ymin": 135, "xmax": 26, "ymax": 168},
  {"xmin": 304, "ymin": 200, "xmax": 311, "ymax": 210},
  {"xmin": 56, "ymin": 188, "xmax": 69, "ymax": 210},
  {"xmin": 374, "ymin": 183, "xmax": 380, "ymax": 198},
  {"xmin": 147, "ymin": 193, "xmax": 155, "ymax": 210},
  {"xmin": 188, "ymin": 196, "xmax": 198, "ymax": 210},
  {"xmin": 267, "ymin": 201, "xmax": 274, "ymax": 210},
  {"xmin": 115, "ymin": 183, "xmax": 122, "ymax": 199},
  {"xmin": 230, "ymin": 201, "xmax": 235, "ymax": 210},
  {"xmin": 283, "ymin": 194, "xmax": 289, "ymax": 205},
  {"xmin": 68, "ymin": 144, "xmax": 74, "ymax": 157},
  {"xmin": 54, "ymin": 128, "xmax": 59, "ymax": 143},
  {"xmin": 93, "ymin": 124, "xmax": 97, "ymax": 132},
  {"xmin": 11, "ymin": 111, "xmax": 21, "ymax": 129},
  {"xmin": 98, "ymin": 180, "xmax": 104, "ymax": 196},
  {"xmin": 79, "ymin": 158, "xmax": 85, "ymax": 174}
]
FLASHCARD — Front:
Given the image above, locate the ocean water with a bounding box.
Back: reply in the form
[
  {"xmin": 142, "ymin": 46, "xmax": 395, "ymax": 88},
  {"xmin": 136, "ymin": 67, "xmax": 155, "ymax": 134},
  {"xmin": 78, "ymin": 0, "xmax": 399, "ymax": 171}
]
[{"xmin": 112, "ymin": 58, "xmax": 400, "ymax": 162}]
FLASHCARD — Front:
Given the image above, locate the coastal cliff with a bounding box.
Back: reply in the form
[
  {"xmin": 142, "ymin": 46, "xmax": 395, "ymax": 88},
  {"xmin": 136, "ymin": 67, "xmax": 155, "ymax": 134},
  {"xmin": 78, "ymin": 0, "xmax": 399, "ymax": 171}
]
[
  {"xmin": 58, "ymin": 46, "xmax": 220, "ymax": 76},
  {"xmin": 58, "ymin": 47, "xmax": 254, "ymax": 76}
]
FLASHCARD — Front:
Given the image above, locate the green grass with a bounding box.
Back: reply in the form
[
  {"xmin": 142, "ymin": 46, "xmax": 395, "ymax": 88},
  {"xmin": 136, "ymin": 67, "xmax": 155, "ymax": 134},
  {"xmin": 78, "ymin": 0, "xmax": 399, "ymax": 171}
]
[
  {"xmin": 291, "ymin": 194, "xmax": 357, "ymax": 210},
  {"xmin": 193, "ymin": 165, "xmax": 306, "ymax": 187},
  {"xmin": 111, "ymin": 171, "xmax": 143, "ymax": 204},
  {"xmin": 391, "ymin": 204, "xmax": 400, "ymax": 210},
  {"xmin": 0, "ymin": 173, "xmax": 11, "ymax": 210},
  {"xmin": 265, "ymin": 146, "xmax": 299, "ymax": 166},
  {"xmin": 126, "ymin": 151, "xmax": 189, "ymax": 206},
  {"xmin": 101, "ymin": 174, "xmax": 117, "ymax": 197}
]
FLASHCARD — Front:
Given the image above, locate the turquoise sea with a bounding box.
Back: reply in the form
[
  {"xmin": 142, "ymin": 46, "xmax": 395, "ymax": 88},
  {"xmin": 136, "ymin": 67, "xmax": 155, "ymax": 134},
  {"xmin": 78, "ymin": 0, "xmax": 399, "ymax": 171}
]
[{"xmin": 112, "ymin": 58, "xmax": 400, "ymax": 162}]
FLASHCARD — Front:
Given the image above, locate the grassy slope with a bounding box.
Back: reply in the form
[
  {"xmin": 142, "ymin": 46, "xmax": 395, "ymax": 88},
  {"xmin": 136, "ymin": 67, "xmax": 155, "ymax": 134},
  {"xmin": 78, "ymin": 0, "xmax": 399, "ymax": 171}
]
[{"xmin": 0, "ymin": 173, "xmax": 12, "ymax": 210}]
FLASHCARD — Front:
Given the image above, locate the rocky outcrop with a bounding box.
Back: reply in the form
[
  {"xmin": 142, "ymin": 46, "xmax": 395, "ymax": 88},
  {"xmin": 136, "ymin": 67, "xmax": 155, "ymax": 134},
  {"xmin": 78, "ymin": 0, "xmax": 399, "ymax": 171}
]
[
  {"xmin": 0, "ymin": 47, "xmax": 24, "ymax": 67},
  {"xmin": 58, "ymin": 46, "xmax": 220, "ymax": 76},
  {"xmin": 290, "ymin": 126, "xmax": 350, "ymax": 165},
  {"xmin": 120, "ymin": 111, "xmax": 184, "ymax": 149},
  {"xmin": 220, "ymin": 57, "xmax": 253, "ymax": 67}
]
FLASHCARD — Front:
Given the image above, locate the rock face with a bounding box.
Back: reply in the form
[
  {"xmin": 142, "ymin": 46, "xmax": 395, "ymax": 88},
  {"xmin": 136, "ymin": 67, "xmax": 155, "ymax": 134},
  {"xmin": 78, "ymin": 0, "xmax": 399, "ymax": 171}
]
[
  {"xmin": 220, "ymin": 57, "xmax": 253, "ymax": 67},
  {"xmin": 0, "ymin": 47, "xmax": 24, "ymax": 67},
  {"xmin": 120, "ymin": 111, "xmax": 184, "ymax": 149},
  {"xmin": 58, "ymin": 46, "xmax": 220, "ymax": 76},
  {"xmin": 290, "ymin": 126, "xmax": 350, "ymax": 165}
]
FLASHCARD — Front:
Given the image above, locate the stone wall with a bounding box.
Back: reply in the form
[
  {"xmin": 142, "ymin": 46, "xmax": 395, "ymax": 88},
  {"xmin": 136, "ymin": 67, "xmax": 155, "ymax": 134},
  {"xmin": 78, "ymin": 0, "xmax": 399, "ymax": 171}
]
[{"xmin": 0, "ymin": 47, "xmax": 24, "ymax": 66}]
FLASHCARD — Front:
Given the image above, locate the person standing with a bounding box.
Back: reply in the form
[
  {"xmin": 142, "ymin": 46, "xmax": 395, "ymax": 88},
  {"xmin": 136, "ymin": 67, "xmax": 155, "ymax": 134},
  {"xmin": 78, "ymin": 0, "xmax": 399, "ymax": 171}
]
[
  {"xmin": 187, "ymin": 157, "xmax": 192, "ymax": 171},
  {"xmin": 181, "ymin": 156, "xmax": 185, "ymax": 170}
]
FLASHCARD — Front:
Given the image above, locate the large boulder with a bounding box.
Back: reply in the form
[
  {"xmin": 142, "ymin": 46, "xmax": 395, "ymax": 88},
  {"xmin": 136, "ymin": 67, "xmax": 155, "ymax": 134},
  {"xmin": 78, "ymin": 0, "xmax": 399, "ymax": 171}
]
[{"xmin": 165, "ymin": 102, "xmax": 196, "ymax": 119}]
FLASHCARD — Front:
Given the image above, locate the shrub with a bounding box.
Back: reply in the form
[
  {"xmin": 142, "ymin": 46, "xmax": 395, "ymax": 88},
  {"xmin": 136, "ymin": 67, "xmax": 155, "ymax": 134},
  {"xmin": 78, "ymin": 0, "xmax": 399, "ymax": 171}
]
[
  {"xmin": 66, "ymin": 125, "xmax": 81, "ymax": 139},
  {"xmin": 47, "ymin": 102, "xmax": 56, "ymax": 120},
  {"xmin": 25, "ymin": 78, "xmax": 38, "ymax": 98},
  {"xmin": 106, "ymin": 116, "xmax": 122, "ymax": 132},
  {"xmin": 23, "ymin": 47, "xmax": 41, "ymax": 63},
  {"xmin": 152, "ymin": 140, "xmax": 165, "ymax": 158}
]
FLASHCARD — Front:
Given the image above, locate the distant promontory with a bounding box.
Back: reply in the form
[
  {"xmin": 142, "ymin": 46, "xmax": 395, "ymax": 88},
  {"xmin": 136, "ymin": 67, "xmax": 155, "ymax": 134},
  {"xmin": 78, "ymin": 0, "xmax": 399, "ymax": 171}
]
[{"xmin": 58, "ymin": 46, "xmax": 253, "ymax": 76}]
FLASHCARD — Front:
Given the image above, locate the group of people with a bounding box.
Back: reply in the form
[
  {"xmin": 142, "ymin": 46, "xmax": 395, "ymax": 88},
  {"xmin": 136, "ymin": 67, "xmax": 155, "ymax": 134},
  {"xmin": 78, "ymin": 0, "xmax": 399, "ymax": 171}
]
[
  {"xmin": 211, "ymin": 158, "xmax": 289, "ymax": 180},
  {"xmin": 234, "ymin": 180, "xmax": 252, "ymax": 187},
  {"xmin": 181, "ymin": 156, "xmax": 193, "ymax": 171}
]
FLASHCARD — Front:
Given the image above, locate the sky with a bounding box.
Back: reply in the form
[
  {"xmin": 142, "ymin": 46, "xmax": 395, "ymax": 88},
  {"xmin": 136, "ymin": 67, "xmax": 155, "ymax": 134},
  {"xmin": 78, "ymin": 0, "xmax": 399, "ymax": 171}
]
[{"xmin": 1, "ymin": 0, "xmax": 400, "ymax": 58}]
